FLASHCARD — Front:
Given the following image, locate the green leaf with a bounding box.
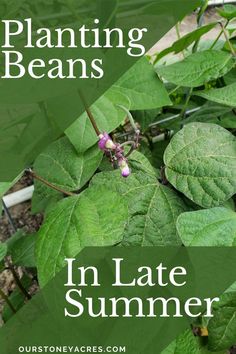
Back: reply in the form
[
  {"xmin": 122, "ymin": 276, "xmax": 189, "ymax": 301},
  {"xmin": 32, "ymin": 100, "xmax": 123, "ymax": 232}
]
[
  {"xmin": 32, "ymin": 137, "xmax": 102, "ymax": 213},
  {"xmin": 36, "ymin": 185, "xmax": 128, "ymax": 286},
  {"xmin": 156, "ymin": 50, "xmax": 235, "ymax": 88},
  {"xmin": 151, "ymin": 140, "xmax": 170, "ymax": 169},
  {"xmin": 0, "ymin": 182, "xmax": 12, "ymax": 198},
  {"xmin": 65, "ymin": 88, "xmax": 130, "ymax": 154},
  {"xmin": 164, "ymin": 123, "xmax": 236, "ymax": 208},
  {"xmin": 218, "ymin": 112, "xmax": 236, "ymax": 129},
  {"xmin": 161, "ymin": 329, "xmax": 211, "ymax": 354},
  {"xmin": 132, "ymin": 109, "xmax": 160, "ymax": 130},
  {"xmin": 128, "ymin": 150, "xmax": 157, "ymax": 177},
  {"xmin": 0, "ymin": 172, "xmax": 24, "ymax": 209},
  {"xmin": 196, "ymin": 83, "xmax": 236, "ymax": 107},
  {"xmin": 9, "ymin": 234, "xmax": 36, "ymax": 268},
  {"xmin": 91, "ymin": 171, "xmax": 188, "ymax": 246},
  {"xmin": 185, "ymin": 102, "xmax": 231, "ymax": 124},
  {"xmin": 224, "ymin": 67, "xmax": 236, "ymax": 85},
  {"xmin": 177, "ymin": 207, "xmax": 236, "ymax": 246},
  {"xmin": 208, "ymin": 292, "xmax": 236, "ymax": 351},
  {"xmin": 115, "ymin": 57, "xmax": 171, "ymax": 110},
  {"xmin": 6, "ymin": 230, "xmax": 36, "ymax": 267},
  {"xmin": 185, "ymin": 103, "xmax": 236, "ymax": 129},
  {"xmin": 0, "ymin": 242, "xmax": 7, "ymax": 262},
  {"xmin": 155, "ymin": 22, "xmax": 218, "ymax": 62},
  {"xmin": 162, "ymin": 329, "xmax": 226, "ymax": 354},
  {"xmin": 223, "ymin": 198, "xmax": 235, "ymax": 211},
  {"xmin": 6, "ymin": 230, "xmax": 25, "ymax": 249},
  {"xmin": 217, "ymin": 4, "xmax": 236, "ymax": 20}
]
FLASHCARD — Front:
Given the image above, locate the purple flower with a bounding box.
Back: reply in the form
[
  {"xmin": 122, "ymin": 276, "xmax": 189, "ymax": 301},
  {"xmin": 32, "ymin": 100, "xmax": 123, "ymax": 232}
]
[
  {"xmin": 98, "ymin": 132, "xmax": 116, "ymax": 151},
  {"xmin": 118, "ymin": 158, "xmax": 130, "ymax": 178}
]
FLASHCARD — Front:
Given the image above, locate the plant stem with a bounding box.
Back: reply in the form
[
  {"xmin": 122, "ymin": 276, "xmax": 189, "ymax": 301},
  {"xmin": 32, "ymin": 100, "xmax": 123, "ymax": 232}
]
[
  {"xmin": 180, "ymin": 88, "xmax": 193, "ymax": 120},
  {"xmin": 192, "ymin": 1, "xmax": 207, "ymax": 53},
  {"xmin": 180, "ymin": 4, "xmax": 205, "ymax": 122},
  {"xmin": 120, "ymin": 140, "xmax": 135, "ymax": 147},
  {"xmin": 175, "ymin": 23, "xmax": 185, "ymax": 58},
  {"xmin": 79, "ymin": 91, "xmax": 101, "ymax": 136},
  {"xmin": 29, "ymin": 169, "xmax": 75, "ymax": 196},
  {"xmin": 220, "ymin": 22, "xmax": 236, "ymax": 56},
  {"xmin": 117, "ymin": 105, "xmax": 139, "ymax": 133},
  {"xmin": 0, "ymin": 288, "xmax": 16, "ymax": 314},
  {"xmin": 169, "ymin": 85, "xmax": 180, "ymax": 96},
  {"xmin": 175, "ymin": 22, "xmax": 181, "ymax": 40},
  {"xmin": 2, "ymin": 200, "xmax": 17, "ymax": 233},
  {"xmin": 210, "ymin": 28, "xmax": 223, "ymax": 50}
]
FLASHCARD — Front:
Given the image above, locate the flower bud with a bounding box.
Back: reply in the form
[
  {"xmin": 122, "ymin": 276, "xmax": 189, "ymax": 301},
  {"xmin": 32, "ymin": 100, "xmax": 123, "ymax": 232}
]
[
  {"xmin": 98, "ymin": 133, "xmax": 116, "ymax": 151},
  {"xmin": 118, "ymin": 158, "xmax": 130, "ymax": 178}
]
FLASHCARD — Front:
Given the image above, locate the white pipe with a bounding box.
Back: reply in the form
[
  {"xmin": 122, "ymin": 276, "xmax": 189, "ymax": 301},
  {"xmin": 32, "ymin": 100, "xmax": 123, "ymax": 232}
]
[
  {"xmin": 208, "ymin": 0, "xmax": 236, "ymax": 4},
  {"xmin": 2, "ymin": 185, "xmax": 34, "ymax": 209}
]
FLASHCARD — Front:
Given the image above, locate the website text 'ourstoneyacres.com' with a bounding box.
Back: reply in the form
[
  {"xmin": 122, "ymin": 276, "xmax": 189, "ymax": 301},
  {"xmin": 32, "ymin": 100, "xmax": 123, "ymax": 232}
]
[{"xmin": 18, "ymin": 346, "xmax": 126, "ymax": 353}]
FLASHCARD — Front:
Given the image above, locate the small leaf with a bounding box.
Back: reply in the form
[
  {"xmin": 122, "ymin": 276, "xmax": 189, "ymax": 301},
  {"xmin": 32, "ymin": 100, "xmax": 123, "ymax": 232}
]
[
  {"xmin": 156, "ymin": 50, "xmax": 235, "ymax": 87},
  {"xmin": 9, "ymin": 234, "xmax": 36, "ymax": 268},
  {"xmin": 91, "ymin": 171, "xmax": 188, "ymax": 246},
  {"xmin": 115, "ymin": 57, "xmax": 171, "ymax": 110},
  {"xmin": 177, "ymin": 207, "xmax": 236, "ymax": 246},
  {"xmin": 155, "ymin": 23, "xmax": 218, "ymax": 62},
  {"xmin": 0, "ymin": 172, "xmax": 24, "ymax": 210},
  {"xmin": 32, "ymin": 137, "xmax": 102, "ymax": 213},
  {"xmin": 164, "ymin": 123, "xmax": 236, "ymax": 208},
  {"xmin": 6, "ymin": 230, "xmax": 36, "ymax": 267},
  {"xmin": 217, "ymin": 4, "xmax": 236, "ymax": 20},
  {"xmin": 208, "ymin": 292, "xmax": 236, "ymax": 351},
  {"xmin": 196, "ymin": 83, "xmax": 236, "ymax": 107},
  {"xmin": 36, "ymin": 185, "xmax": 128, "ymax": 286},
  {"xmin": 0, "ymin": 242, "xmax": 7, "ymax": 262},
  {"xmin": 65, "ymin": 88, "xmax": 130, "ymax": 154}
]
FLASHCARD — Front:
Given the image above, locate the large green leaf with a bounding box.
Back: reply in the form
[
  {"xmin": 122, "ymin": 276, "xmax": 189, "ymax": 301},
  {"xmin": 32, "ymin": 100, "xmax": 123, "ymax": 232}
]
[
  {"xmin": 164, "ymin": 123, "xmax": 236, "ymax": 208},
  {"xmin": 36, "ymin": 185, "xmax": 128, "ymax": 286},
  {"xmin": 114, "ymin": 57, "xmax": 171, "ymax": 110},
  {"xmin": 32, "ymin": 137, "xmax": 102, "ymax": 213},
  {"xmin": 177, "ymin": 207, "xmax": 236, "ymax": 246},
  {"xmin": 155, "ymin": 22, "xmax": 218, "ymax": 62},
  {"xmin": 91, "ymin": 171, "xmax": 188, "ymax": 246},
  {"xmin": 208, "ymin": 292, "xmax": 236, "ymax": 351},
  {"xmin": 156, "ymin": 50, "xmax": 234, "ymax": 88},
  {"xmin": 65, "ymin": 88, "xmax": 130, "ymax": 154},
  {"xmin": 196, "ymin": 83, "xmax": 236, "ymax": 107}
]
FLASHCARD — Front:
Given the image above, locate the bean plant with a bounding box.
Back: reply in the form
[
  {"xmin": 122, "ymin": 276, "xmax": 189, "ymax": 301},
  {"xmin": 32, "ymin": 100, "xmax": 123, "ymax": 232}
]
[{"xmin": 1, "ymin": 3, "xmax": 236, "ymax": 353}]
